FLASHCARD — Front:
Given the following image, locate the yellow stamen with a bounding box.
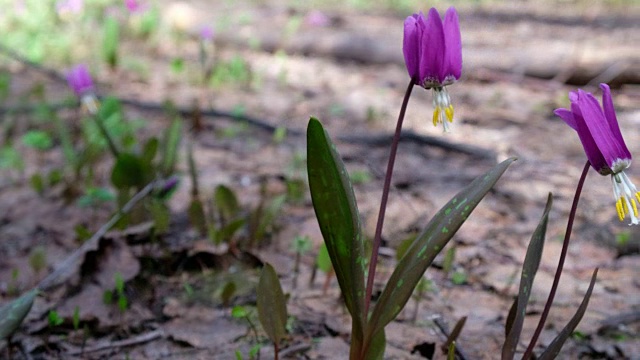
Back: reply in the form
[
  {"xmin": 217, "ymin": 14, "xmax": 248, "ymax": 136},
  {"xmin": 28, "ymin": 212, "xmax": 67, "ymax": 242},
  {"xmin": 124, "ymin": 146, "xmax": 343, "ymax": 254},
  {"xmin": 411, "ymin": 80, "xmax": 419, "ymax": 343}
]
[
  {"xmin": 632, "ymin": 198, "xmax": 639, "ymax": 218},
  {"xmin": 432, "ymin": 108, "xmax": 440, "ymax": 127},
  {"xmin": 616, "ymin": 198, "xmax": 625, "ymax": 221},
  {"xmin": 445, "ymin": 105, "xmax": 454, "ymax": 122}
]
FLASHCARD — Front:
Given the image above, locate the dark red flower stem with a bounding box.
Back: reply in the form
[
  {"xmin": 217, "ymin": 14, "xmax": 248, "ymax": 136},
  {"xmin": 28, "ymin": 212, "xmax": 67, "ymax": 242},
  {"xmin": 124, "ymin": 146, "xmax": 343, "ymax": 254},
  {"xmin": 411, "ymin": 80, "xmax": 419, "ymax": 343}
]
[
  {"xmin": 522, "ymin": 160, "xmax": 590, "ymax": 360},
  {"xmin": 364, "ymin": 79, "xmax": 414, "ymax": 318}
]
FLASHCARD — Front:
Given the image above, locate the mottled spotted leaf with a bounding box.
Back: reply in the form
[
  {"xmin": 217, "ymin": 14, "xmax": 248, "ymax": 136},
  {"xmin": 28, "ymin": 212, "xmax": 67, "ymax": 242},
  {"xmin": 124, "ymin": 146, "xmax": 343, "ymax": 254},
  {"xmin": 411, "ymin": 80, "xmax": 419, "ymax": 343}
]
[
  {"xmin": 306, "ymin": 117, "xmax": 365, "ymax": 341},
  {"xmin": 0, "ymin": 289, "xmax": 38, "ymax": 340},
  {"xmin": 367, "ymin": 157, "xmax": 516, "ymax": 338},
  {"xmin": 503, "ymin": 193, "xmax": 552, "ymax": 359}
]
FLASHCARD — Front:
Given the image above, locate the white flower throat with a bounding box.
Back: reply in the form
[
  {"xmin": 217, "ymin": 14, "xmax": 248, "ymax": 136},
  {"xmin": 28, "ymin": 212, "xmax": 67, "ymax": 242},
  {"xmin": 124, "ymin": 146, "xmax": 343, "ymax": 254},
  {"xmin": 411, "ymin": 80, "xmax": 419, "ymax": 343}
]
[{"xmin": 432, "ymin": 86, "xmax": 454, "ymax": 132}]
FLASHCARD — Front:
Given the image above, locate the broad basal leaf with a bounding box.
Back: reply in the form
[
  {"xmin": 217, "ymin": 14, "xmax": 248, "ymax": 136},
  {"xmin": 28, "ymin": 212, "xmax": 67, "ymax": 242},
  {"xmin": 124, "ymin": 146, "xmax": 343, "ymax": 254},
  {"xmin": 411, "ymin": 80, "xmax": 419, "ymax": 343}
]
[
  {"xmin": 502, "ymin": 193, "xmax": 553, "ymax": 359},
  {"xmin": 367, "ymin": 157, "xmax": 516, "ymax": 338},
  {"xmin": 0, "ymin": 289, "xmax": 38, "ymax": 340},
  {"xmin": 256, "ymin": 263, "xmax": 287, "ymax": 346},
  {"xmin": 306, "ymin": 117, "xmax": 366, "ymax": 337}
]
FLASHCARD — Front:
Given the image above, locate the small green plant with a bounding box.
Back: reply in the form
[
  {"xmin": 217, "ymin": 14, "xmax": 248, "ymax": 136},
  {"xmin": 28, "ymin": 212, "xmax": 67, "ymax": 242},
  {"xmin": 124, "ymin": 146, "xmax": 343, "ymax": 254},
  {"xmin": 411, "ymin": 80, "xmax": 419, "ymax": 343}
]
[
  {"xmin": 22, "ymin": 130, "xmax": 53, "ymax": 151},
  {"xmin": 103, "ymin": 272, "xmax": 128, "ymax": 312},
  {"xmin": 72, "ymin": 306, "xmax": 81, "ymax": 331},
  {"xmin": 77, "ymin": 187, "xmax": 116, "ymax": 207},
  {"xmin": 256, "ymin": 264, "xmax": 288, "ymax": 360},
  {"xmin": 47, "ymin": 310, "xmax": 64, "ymax": 328},
  {"xmin": 103, "ymin": 16, "xmax": 120, "ymax": 69},
  {"xmin": 209, "ymin": 56, "xmax": 251, "ymax": 88},
  {"xmin": 28, "ymin": 246, "xmax": 47, "ymax": 278},
  {"xmin": 231, "ymin": 305, "xmax": 262, "ymax": 358},
  {"xmin": 349, "ymin": 169, "xmax": 372, "ymax": 185},
  {"xmin": 291, "ymin": 235, "xmax": 312, "ymax": 289}
]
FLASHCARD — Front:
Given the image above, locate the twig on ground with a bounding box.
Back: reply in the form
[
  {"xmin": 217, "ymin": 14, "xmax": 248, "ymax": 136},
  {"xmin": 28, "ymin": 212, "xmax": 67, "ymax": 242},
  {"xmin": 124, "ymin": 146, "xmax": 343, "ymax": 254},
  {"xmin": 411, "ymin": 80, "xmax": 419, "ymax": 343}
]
[
  {"xmin": 65, "ymin": 329, "xmax": 163, "ymax": 355},
  {"xmin": 279, "ymin": 342, "xmax": 312, "ymax": 358},
  {"xmin": 36, "ymin": 179, "xmax": 163, "ymax": 291}
]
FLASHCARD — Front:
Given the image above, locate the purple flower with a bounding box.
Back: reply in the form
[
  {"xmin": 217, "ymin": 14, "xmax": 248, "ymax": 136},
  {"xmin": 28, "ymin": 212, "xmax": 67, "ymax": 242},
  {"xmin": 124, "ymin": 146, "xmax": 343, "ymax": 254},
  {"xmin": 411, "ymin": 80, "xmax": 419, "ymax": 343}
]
[
  {"xmin": 124, "ymin": 0, "xmax": 143, "ymax": 13},
  {"xmin": 66, "ymin": 64, "xmax": 98, "ymax": 114},
  {"xmin": 56, "ymin": 0, "xmax": 83, "ymax": 16},
  {"xmin": 66, "ymin": 64, "xmax": 94, "ymax": 97},
  {"xmin": 555, "ymin": 83, "xmax": 639, "ymax": 225},
  {"xmin": 305, "ymin": 10, "xmax": 330, "ymax": 27},
  {"xmin": 199, "ymin": 25, "xmax": 214, "ymax": 41},
  {"xmin": 403, "ymin": 7, "xmax": 461, "ymax": 132}
]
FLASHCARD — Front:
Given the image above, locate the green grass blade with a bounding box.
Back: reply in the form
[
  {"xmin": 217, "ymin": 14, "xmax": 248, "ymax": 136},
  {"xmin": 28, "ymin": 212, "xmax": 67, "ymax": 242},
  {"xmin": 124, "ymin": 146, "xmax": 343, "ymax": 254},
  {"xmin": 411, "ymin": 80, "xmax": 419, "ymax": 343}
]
[
  {"xmin": 256, "ymin": 263, "xmax": 287, "ymax": 346},
  {"xmin": 306, "ymin": 117, "xmax": 366, "ymax": 336},
  {"xmin": 538, "ymin": 268, "xmax": 598, "ymax": 360},
  {"xmin": 502, "ymin": 193, "xmax": 553, "ymax": 359},
  {"xmin": 368, "ymin": 157, "xmax": 516, "ymax": 337},
  {"xmin": 0, "ymin": 289, "xmax": 38, "ymax": 340}
]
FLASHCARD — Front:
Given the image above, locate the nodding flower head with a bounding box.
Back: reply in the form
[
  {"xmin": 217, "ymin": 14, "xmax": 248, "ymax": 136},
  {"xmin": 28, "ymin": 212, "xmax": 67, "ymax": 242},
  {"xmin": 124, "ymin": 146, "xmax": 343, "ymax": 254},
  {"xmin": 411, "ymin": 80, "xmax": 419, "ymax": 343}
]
[
  {"xmin": 403, "ymin": 7, "xmax": 461, "ymax": 132},
  {"xmin": 555, "ymin": 83, "xmax": 639, "ymax": 225},
  {"xmin": 66, "ymin": 64, "xmax": 98, "ymax": 114}
]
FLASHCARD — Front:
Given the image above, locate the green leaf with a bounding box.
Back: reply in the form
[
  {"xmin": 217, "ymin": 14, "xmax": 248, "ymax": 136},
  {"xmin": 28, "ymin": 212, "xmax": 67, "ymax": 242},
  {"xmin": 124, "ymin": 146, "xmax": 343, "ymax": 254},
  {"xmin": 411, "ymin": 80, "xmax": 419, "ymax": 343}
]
[
  {"xmin": 141, "ymin": 137, "xmax": 159, "ymax": 165},
  {"xmin": 214, "ymin": 185, "xmax": 240, "ymax": 221},
  {"xmin": 538, "ymin": 268, "xmax": 598, "ymax": 360},
  {"xmin": 316, "ymin": 243, "xmax": 332, "ymax": 273},
  {"xmin": 0, "ymin": 289, "xmax": 38, "ymax": 340},
  {"xmin": 231, "ymin": 305, "xmax": 248, "ymax": 319},
  {"xmin": 103, "ymin": 16, "xmax": 120, "ymax": 68},
  {"xmin": 256, "ymin": 263, "xmax": 287, "ymax": 346},
  {"xmin": 214, "ymin": 218, "xmax": 246, "ymax": 244},
  {"xmin": 503, "ymin": 193, "xmax": 553, "ymax": 359},
  {"xmin": 367, "ymin": 157, "xmax": 516, "ymax": 339},
  {"xmin": 306, "ymin": 117, "xmax": 365, "ymax": 336},
  {"xmin": 161, "ymin": 119, "xmax": 182, "ymax": 176},
  {"xmin": 188, "ymin": 198, "xmax": 207, "ymax": 235},
  {"xmin": 98, "ymin": 97, "xmax": 121, "ymax": 121},
  {"xmin": 111, "ymin": 153, "xmax": 151, "ymax": 189},
  {"xmin": 358, "ymin": 328, "xmax": 385, "ymax": 360},
  {"xmin": 22, "ymin": 130, "xmax": 53, "ymax": 150}
]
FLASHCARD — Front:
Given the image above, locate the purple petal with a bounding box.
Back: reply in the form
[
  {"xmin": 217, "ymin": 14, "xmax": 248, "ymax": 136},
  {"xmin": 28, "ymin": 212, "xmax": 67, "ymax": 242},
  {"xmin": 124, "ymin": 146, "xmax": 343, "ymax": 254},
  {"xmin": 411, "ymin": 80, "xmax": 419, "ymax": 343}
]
[
  {"xmin": 403, "ymin": 14, "xmax": 421, "ymax": 82},
  {"xmin": 66, "ymin": 64, "xmax": 93, "ymax": 97},
  {"xmin": 443, "ymin": 7, "xmax": 462, "ymax": 81},
  {"xmin": 600, "ymin": 83, "xmax": 631, "ymax": 160},
  {"xmin": 571, "ymin": 99, "xmax": 608, "ymax": 172},
  {"xmin": 420, "ymin": 8, "xmax": 445, "ymax": 84},
  {"xmin": 577, "ymin": 90, "xmax": 628, "ymax": 169},
  {"xmin": 554, "ymin": 108, "xmax": 577, "ymax": 130}
]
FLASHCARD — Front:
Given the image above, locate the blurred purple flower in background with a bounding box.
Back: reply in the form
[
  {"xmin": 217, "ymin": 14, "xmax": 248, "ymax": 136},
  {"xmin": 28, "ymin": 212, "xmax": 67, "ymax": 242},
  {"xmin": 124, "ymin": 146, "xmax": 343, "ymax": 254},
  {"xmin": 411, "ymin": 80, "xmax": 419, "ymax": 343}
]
[
  {"xmin": 66, "ymin": 64, "xmax": 94, "ymax": 97},
  {"xmin": 199, "ymin": 25, "xmax": 214, "ymax": 42},
  {"xmin": 56, "ymin": 0, "xmax": 83, "ymax": 17},
  {"xmin": 124, "ymin": 0, "xmax": 143, "ymax": 13},
  {"xmin": 305, "ymin": 10, "xmax": 330, "ymax": 27},
  {"xmin": 403, "ymin": 7, "xmax": 461, "ymax": 131},
  {"xmin": 66, "ymin": 64, "xmax": 98, "ymax": 114},
  {"xmin": 555, "ymin": 83, "xmax": 640, "ymax": 225}
]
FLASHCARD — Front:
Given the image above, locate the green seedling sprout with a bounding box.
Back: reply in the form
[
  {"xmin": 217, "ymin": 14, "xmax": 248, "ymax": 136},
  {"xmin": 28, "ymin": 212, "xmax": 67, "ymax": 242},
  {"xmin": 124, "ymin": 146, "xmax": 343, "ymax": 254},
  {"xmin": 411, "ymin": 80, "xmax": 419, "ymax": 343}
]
[
  {"xmin": 22, "ymin": 130, "xmax": 53, "ymax": 151},
  {"xmin": 47, "ymin": 310, "xmax": 63, "ymax": 328},
  {"xmin": 28, "ymin": 246, "xmax": 47, "ymax": 278},
  {"xmin": 291, "ymin": 235, "xmax": 312, "ymax": 289},
  {"xmin": 72, "ymin": 306, "xmax": 80, "ymax": 331},
  {"xmin": 231, "ymin": 305, "xmax": 261, "ymax": 355}
]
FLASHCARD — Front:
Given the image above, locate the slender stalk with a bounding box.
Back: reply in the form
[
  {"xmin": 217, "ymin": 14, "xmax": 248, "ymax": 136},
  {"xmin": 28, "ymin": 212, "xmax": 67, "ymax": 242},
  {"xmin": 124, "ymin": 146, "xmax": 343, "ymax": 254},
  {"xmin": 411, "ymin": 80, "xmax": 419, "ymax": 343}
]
[
  {"xmin": 522, "ymin": 160, "xmax": 590, "ymax": 359},
  {"xmin": 364, "ymin": 79, "xmax": 414, "ymax": 318},
  {"xmin": 91, "ymin": 112, "xmax": 120, "ymax": 158}
]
